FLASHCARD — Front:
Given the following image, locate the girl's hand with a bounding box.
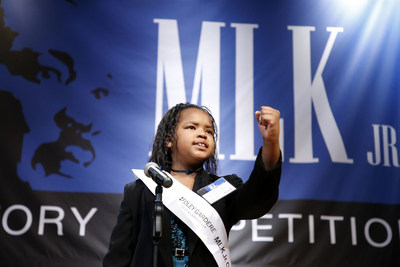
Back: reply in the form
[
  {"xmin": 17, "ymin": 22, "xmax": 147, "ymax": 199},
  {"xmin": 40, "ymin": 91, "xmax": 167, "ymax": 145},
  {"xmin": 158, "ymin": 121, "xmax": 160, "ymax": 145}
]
[{"xmin": 255, "ymin": 106, "xmax": 280, "ymax": 170}]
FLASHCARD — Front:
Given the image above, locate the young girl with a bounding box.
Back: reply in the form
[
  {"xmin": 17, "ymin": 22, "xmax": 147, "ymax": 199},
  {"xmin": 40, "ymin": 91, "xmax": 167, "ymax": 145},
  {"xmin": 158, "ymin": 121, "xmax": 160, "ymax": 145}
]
[{"xmin": 103, "ymin": 103, "xmax": 282, "ymax": 267}]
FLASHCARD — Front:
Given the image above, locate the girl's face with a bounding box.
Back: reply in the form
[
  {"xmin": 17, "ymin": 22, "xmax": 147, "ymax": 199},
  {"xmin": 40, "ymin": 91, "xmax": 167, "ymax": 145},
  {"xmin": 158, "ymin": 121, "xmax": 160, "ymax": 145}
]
[{"xmin": 167, "ymin": 108, "xmax": 215, "ymax": 170}]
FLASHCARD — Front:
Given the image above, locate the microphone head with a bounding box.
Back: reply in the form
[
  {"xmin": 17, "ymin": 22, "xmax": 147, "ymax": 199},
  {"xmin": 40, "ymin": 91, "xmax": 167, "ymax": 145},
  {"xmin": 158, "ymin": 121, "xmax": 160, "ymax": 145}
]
[
  {"xmin": 144, "ymin": 162, "xmax": 158, "ymax": 177},
  {"xmin": 163, "ymin": 173, "xmax": 173, "ymax": 188}
]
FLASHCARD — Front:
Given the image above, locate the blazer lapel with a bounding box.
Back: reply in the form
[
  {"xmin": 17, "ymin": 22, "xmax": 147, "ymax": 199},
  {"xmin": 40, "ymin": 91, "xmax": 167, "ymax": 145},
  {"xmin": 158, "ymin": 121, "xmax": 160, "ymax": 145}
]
[{"xmin": 159, "ymin": 207, "xmax": 173, "ymax": 267}]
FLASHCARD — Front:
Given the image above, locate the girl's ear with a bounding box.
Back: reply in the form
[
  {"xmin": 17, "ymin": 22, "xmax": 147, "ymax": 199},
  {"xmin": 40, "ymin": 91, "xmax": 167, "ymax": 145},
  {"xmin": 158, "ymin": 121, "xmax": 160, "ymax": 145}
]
[{"xmin": 165, "ymin": 134, "xmax": 173, "ymax": 148}]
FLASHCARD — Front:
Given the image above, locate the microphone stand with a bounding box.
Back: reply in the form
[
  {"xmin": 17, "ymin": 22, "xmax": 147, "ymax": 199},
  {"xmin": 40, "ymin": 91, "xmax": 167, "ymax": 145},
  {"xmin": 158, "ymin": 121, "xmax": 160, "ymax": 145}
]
[{"xmin": 153, "ymin": 184, "xmax": 163, "ymax": 267}]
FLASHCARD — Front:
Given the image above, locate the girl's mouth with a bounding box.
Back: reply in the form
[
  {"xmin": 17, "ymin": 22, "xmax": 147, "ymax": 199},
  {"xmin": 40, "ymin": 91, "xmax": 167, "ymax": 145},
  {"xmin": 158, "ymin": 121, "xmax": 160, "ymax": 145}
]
[{"xmin": 194, "ymin": 141, "xmax": 207, "ymax": 148}]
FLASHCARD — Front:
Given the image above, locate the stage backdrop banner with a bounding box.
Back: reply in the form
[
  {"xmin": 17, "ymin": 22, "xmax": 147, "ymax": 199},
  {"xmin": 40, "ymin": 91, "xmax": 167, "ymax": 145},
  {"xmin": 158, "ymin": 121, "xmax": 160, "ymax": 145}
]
[{"xmin": 0, "ymin": 0, "xmax": 399, "ymax": 266}]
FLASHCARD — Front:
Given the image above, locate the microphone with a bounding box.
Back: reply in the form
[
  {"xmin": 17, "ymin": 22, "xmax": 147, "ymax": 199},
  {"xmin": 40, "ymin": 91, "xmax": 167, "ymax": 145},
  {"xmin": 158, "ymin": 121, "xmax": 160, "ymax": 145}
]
[{"xmin": 144, "ymin": 162, "xmax": 173, "ymax": 188}]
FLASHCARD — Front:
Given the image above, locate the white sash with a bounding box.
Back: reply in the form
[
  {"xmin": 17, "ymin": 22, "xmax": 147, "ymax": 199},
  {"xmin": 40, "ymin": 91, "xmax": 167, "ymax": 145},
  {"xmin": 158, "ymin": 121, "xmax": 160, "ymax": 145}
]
[{"xmin": 132, "ymin": 169, "xmax": 231, "ymax": 267}]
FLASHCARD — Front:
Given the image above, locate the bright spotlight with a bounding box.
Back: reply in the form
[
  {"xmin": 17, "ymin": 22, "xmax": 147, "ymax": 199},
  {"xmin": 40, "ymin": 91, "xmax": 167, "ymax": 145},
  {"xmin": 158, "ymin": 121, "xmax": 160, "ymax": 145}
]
[{"xmin": 336, "ymin": 0, "xmax": 370, "ymax": 16}]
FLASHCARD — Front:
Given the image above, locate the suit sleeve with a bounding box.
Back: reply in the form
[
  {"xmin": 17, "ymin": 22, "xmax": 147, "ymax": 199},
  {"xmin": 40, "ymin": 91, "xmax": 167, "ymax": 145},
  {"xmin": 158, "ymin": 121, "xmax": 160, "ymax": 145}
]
[
  {"xmin": 103, "ymin": 182, "xmax": 140, "ymax": 267},
  {"xmin": 226, "ymin": 147, "xmax": 282, "ymax": 224}
]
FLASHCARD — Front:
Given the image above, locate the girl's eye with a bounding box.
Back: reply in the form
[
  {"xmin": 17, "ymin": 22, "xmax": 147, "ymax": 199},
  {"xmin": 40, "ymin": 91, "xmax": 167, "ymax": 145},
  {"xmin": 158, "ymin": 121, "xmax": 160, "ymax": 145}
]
[
  {"xmin": 206, "ymin": 130, "xmax": 214, "ymax": 135},
  {"xmin": 187, "ymin": 126, "xmax": 195, "ymax": 130}
]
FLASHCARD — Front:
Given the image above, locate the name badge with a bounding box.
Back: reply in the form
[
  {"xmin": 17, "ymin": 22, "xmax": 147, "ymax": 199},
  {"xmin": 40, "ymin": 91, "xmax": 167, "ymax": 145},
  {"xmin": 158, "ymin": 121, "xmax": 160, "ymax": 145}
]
[{"xmin": 197, "ymin": 178, "xmax": 236, "ymax": 204}]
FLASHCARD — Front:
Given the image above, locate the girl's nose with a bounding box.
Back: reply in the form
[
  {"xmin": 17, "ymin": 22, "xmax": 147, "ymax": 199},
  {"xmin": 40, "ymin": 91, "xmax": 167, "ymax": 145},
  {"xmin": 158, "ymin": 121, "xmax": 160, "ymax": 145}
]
[{"xmin": 197, "ymin": 132, "xmax": 207, "ymax": 139}]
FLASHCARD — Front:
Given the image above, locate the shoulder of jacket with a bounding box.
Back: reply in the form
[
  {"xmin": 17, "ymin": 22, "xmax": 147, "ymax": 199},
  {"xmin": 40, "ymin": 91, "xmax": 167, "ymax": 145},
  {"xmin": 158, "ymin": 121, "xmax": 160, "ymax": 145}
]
[{"xmin": 124, "ymin": 179, "xmax": 148, "ymax": 195}]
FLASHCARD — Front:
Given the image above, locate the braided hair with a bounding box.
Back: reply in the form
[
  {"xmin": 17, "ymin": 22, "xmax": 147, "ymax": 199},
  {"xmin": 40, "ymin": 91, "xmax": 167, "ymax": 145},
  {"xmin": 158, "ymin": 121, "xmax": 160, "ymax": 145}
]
[{"xmin": 149, "ymin": 103, "xmax": 218, "ymax": 174}]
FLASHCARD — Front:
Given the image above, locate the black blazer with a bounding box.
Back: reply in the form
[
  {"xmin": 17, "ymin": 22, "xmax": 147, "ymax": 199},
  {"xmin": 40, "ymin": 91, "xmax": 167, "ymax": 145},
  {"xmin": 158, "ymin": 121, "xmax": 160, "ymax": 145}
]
[{"xmin": 103, "ymin": 149, "xmax": 282, "ymax": 267}]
